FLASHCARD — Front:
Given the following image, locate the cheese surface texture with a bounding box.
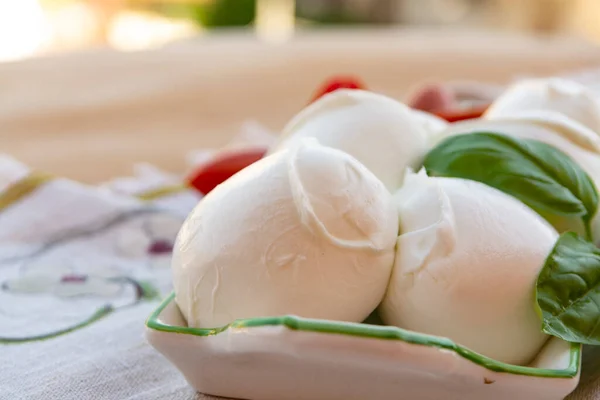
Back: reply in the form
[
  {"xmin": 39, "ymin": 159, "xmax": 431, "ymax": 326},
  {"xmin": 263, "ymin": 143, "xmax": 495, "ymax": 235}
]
[
  {"xmin": 173, "ymin": 139, "xmax": 398, "ymax": 328},
  {"xmin": 380, "ymin": 171, "xmax": 556, "ymax": 365}
]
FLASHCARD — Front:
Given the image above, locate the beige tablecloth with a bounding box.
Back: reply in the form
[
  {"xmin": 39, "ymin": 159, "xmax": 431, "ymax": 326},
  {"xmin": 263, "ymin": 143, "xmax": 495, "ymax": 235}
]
[
  {"xmin": 3, "ymin": 28, "xmax": 600, "ymax": 400},
  {"xmin": 3, "ymin": 28, "xmax": 600, "ymax": 183}
]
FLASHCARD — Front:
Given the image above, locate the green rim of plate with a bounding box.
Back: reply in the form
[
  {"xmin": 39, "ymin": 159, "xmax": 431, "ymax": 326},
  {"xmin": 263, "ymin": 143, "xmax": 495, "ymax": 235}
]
[{"xmin": 146, "ymin": 292, "xmax": 580, "ymax": 378}]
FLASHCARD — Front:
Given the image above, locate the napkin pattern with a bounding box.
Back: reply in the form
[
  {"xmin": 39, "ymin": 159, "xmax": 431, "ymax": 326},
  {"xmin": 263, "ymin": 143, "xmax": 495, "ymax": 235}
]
[
  {"xmin": 0, "ymin": 122, "xmax": 277, "ymax": 400},
  {"xmin": 0, "ymin": 157, "xmax": 198, "ymax": 344}
]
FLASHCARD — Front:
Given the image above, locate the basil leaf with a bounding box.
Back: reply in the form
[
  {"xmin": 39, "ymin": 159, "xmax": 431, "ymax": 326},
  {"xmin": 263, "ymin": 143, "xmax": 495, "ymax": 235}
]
[
  {"xmin": 424, "ymin": 132, "xmax": 599, "ymax": 239},
  {"xmin": 537, "ymin": 232, "xmax": 600, "ymax": 344}
]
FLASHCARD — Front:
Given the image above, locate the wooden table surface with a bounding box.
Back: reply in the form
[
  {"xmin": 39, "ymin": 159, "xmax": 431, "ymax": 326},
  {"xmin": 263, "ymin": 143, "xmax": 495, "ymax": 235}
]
[{"xmin": 1, "ymin": 28, "xmax": 600, "ymax": 182}]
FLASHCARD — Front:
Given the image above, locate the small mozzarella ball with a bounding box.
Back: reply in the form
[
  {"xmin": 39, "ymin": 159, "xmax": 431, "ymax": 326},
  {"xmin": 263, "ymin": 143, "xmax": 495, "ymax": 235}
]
[
  {"xmin": 270, "ymin": 89, "xmax": 435, "ymax": 192},
  {"xmin": 173, "ymin": 139, "xmax": 398, "ymax": 328},
  {"xmin": 380, "ymin": 171, "xmax": 556, "ymax": 365},
  {"xmin": 485, "ymin": 78, "xmax": 600, "ymax": 134}
]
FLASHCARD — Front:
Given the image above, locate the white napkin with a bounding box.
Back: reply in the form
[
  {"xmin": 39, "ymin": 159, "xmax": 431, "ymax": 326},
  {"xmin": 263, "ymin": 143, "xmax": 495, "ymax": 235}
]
[
  {"xmin": 0, "ymin": 121, "xmax": 277, "ymax": 400},
  {"xmin": 0, "ymin": 154, "xmax": 200, "ymax": 398}
]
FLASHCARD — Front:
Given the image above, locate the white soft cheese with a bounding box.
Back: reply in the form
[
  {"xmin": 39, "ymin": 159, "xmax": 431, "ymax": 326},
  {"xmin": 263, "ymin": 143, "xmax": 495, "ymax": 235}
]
[
  {"xmin": 485, "ymin": 77, "xmax": 600, "ymax": 135},
  {"xmin": 412, "ymin": 109, "xmax": 449, "ymax": 146},
  {"xmin": 440, "ymin": 116, "xmax": 600, "ymax": 239},
  {"xmin": 172, "ymin": 138, "xmax": 398, "ymax": 328},
  {"xmin": 269, "ymin": 89, "xmax": 440, "ymax": 192},
  {"xmin": 380, "ymin": 171, "xmax": 556, "ymax": 365}
]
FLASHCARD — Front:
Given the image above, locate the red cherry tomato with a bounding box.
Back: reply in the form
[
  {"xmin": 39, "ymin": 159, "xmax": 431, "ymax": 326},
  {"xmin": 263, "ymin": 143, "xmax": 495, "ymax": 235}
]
[
  {"xmin": 433, "ymin": 104, "xmax": 489, "ymax": 123},
  {"xmin": 187, "ymin": 147, "xmax": 267, "ymax": 195},
  {"xmin": 310, "ymin": 76, "xmax": 366, "ymax": 103},
  {"xmin": 407, "ymin": 83, "xmax": 455, "ymax": 113}
]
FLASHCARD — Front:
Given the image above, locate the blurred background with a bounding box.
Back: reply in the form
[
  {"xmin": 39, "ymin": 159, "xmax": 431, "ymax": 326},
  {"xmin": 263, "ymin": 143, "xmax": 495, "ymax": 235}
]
[
  {"xmin": 3, "ymin": 0, "xmax": 600, "ymax": 183},
  {"xmin": 2, "ymin": 0, "xmax": 600, "ymax": 63}
]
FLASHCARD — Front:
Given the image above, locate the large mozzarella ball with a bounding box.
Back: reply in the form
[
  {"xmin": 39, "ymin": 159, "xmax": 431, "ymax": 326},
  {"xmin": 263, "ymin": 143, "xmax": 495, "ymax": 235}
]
[
  {"xmin": 485, "ymin": 78, "xmax": 600, "ymax": 134},
  {"xmin": 270, "ymin": 89, "xmax": 438, "ymax": 192},
  {"xmin": 173, "ymin": 139, "xmax": 398, "ymax": 328},
  {"xmin": 380, "ymin": 171, "xmax": 556, "ymax": 365}
]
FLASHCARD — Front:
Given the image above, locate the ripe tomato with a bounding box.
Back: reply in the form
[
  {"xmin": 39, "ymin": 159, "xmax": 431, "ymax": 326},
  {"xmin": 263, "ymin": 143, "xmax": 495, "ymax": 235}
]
[
  {"xmin": 433, "ymin": 104, "xmax": 489, "ymax": 122},
  {"xmin": 310, "ymin": 76, "xmax": 365, "ymax": 103},
  {"xmin": 187, "ymin": 147, "xmax": 267, "ymax": 195},
  {"xmin": 407, "ymin": 84, "xmax": 455, "ymax": 113}
]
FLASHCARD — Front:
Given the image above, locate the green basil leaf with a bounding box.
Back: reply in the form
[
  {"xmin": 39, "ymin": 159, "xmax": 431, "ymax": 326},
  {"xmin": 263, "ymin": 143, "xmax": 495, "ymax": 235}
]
[
  {"xmin": 537, "ymin": 232, "xmax": 600, "ymax": 344},
  {"xmin": 423, "ymin": 132, "xmax": 599, "ymax": 238}
]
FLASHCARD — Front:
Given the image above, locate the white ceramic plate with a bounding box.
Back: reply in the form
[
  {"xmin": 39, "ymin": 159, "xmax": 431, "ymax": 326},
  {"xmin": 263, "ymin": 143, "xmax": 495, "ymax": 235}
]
[{"xmin": 146, "ymin": 293, "xmax": 581, "ymax": 400}]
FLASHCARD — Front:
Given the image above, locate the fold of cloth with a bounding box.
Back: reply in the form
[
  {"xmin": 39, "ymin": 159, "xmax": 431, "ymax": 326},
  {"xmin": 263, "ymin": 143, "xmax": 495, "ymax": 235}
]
[
  {"xmin": 0, "ymin": 122, "xmax": 277, "ymax": 400},
  {"xmin": 0, "ymin": 156, "xmax": 200, "ymax": 399},
  {"xmin": 0, "ymin": 155, "xmax": 198, "ymax": 337}
]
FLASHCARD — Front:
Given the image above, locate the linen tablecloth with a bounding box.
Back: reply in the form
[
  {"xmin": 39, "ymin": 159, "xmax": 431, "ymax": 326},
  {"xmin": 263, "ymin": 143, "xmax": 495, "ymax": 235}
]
[
  {"xmin": 0, "ymin": 122, "xmax": 277, "ymax": 400},
  {"xmin": 4, "ymin": 29, "xmax": 600, "ymax": 400}
]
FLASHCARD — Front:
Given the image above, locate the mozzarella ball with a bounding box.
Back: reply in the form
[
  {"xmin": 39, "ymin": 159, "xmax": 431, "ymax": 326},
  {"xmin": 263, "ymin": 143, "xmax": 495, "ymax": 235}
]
[
  {"xmin": 440, "ymin": 116, "xmax": 600, "ymax": 238},
  {"xmin": 380, "ymin": 171, "xmax": 556, "ymax": 365},
  {"xmin": 485, "ymin": 78, "xmax": 600, "ymax": 134},
  {"xmin": 270, "ymin": 89, "xmax": 435, "ymax": 192},
  {"xmin": 412, "ymin": 109, "xmax": 449, "ymax": 145},
  {"xmin": 173, "ymin": 138, "xmax": 398, "ymax": 328}
]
